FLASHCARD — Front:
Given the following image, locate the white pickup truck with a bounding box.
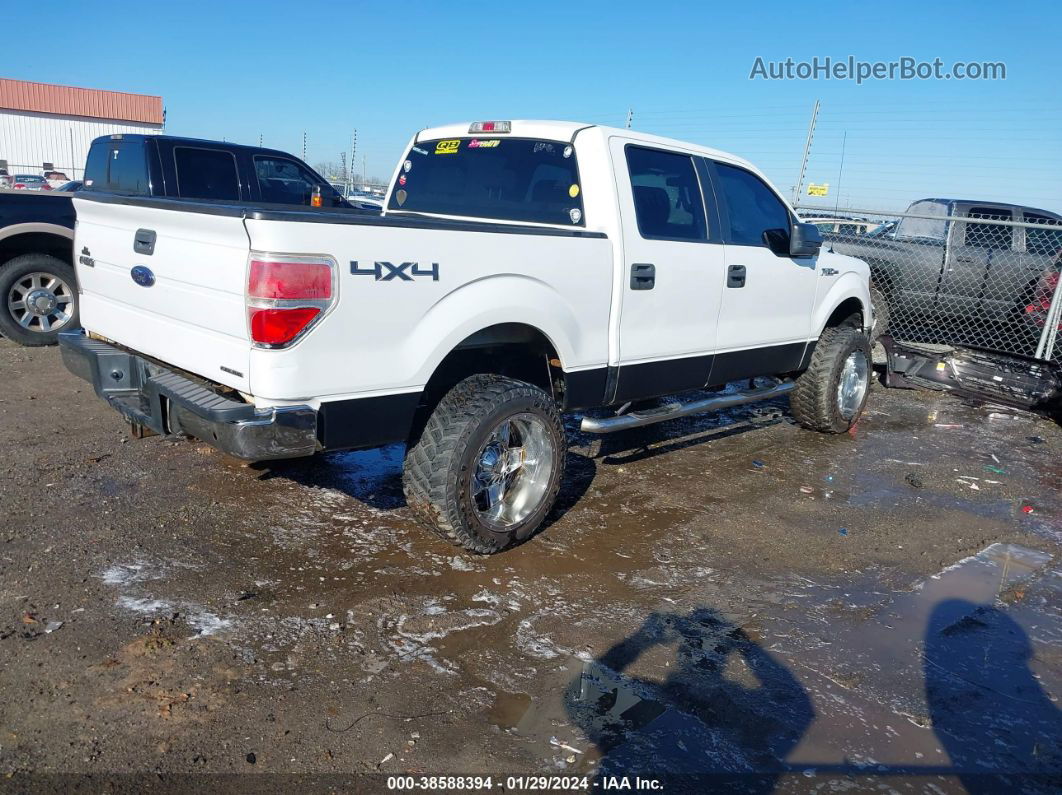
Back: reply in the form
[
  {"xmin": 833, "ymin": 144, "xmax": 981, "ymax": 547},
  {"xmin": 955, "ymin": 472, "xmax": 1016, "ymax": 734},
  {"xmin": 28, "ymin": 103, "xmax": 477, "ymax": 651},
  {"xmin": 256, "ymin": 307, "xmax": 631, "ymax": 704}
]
[{"xmin": 60, "ymin": 120, "xmax": 872, "ymax": 554}]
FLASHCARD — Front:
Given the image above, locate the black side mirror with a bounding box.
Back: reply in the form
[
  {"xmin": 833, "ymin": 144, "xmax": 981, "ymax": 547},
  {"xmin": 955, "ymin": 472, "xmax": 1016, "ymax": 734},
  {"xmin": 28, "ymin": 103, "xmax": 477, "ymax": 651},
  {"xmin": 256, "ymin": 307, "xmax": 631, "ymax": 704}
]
[
  {"xmin": 762, "ymin": 228, "xmax": 790, "ymax": 256},
  {"xmin": 789, "ymin": 222, "xmax": 823, "ymax": 257}
]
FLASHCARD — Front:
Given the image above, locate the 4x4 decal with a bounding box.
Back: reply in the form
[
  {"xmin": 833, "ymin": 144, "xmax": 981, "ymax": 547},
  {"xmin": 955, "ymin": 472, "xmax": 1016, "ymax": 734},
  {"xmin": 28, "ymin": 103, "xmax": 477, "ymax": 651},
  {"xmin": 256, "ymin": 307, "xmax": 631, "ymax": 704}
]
[{"xmin": 350, "ymin": 261, "xmax": 440, "ymax": 281}]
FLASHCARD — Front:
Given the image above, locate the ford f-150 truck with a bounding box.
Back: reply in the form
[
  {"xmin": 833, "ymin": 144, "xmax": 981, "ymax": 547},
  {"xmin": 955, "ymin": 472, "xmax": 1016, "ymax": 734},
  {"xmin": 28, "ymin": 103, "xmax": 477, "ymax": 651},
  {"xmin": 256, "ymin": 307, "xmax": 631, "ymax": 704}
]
[
  {"xmin": 60, "ymin": 120, "xmax": 873, "ymax": 554},
  {"xmin": 0, "ymin": 134, "xmax": 358, "ymax": 346}
]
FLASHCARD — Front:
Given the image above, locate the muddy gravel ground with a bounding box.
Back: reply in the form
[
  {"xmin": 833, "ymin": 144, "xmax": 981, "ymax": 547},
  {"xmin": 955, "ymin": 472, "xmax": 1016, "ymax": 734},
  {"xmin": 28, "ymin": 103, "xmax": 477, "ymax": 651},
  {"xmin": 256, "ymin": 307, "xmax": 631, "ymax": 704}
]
[{"xmin": 1, "ymin": 339, "xmax": 1060, "ymax": 793}]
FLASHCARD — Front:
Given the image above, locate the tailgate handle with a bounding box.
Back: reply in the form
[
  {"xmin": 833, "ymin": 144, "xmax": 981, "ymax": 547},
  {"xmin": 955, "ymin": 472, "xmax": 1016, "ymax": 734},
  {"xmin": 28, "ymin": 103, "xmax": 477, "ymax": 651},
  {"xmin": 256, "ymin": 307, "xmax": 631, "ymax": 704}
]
[{"xmin": 133, "ymin": 229, "xmax": 157, "ymax": 256}]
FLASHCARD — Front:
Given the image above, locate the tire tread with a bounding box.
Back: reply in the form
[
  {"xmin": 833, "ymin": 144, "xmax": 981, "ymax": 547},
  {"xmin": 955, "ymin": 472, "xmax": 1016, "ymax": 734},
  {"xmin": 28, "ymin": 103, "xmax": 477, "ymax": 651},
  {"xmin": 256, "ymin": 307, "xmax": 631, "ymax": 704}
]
[
  {"xmin": 791, "ymin": 323, "xmax": 870, "ymax": 433},
  {"xmin": 402, "ymin": 374, "xmax": 564, "ymax": 554}
]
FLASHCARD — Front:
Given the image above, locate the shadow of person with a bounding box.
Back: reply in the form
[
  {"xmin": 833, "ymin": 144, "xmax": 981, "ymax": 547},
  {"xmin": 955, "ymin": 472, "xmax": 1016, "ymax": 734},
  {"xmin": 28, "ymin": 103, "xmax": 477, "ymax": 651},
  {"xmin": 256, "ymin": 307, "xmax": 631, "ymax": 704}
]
[
  {"xmin": 924, "ymin": 599, "xmax": 1062, "ymax": 794},
  {"xmin": 565, "ymin": 608, "xmax": 813, "ymax": 793}
]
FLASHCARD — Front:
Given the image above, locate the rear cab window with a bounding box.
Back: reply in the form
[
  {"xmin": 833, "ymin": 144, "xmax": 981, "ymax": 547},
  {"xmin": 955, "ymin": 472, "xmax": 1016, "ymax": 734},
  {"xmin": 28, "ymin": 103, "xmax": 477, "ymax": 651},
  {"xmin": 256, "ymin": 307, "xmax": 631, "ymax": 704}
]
[
  {"xmin": 173, "ymin": 147, "xmax": 241, "ymax": 201},
  {"xmin": 83, "ymin": 140, "xmax": 149, "ymax": 194},
  {"xmin": 388, "ymin": 137, "xmax": 584, "ymax": 226},
  {"xmin": 625, "ymin": 145, "xmax": 708, "ymax": 241}
]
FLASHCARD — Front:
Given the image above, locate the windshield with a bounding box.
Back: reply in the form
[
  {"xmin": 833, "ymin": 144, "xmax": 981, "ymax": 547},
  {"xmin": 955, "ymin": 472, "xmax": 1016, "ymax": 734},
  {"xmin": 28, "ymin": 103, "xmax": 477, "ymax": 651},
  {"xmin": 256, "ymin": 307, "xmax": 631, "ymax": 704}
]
[
  {"xmin": 894, "ymin": 200, "xmax": 948, "ymax": 242},
  {"xmin": 389, "ymin": 137, "xmax": 584, "ymax": 226}
]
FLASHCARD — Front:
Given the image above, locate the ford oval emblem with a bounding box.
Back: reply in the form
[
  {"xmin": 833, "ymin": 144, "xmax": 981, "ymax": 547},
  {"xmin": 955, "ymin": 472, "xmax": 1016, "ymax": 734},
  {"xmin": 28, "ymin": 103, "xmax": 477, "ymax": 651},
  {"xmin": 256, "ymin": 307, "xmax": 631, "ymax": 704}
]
[{"xmin": 130, "ymin": 265, "xmax": 155, "ymax": 287}]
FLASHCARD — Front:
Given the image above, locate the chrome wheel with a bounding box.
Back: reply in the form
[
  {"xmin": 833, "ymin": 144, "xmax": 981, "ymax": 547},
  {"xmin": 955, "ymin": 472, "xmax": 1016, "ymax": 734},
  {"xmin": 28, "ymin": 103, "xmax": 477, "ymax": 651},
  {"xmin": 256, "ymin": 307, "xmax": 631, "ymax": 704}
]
[
  {"xmin": 7, "ymin": 271, "xmax": 75, "ymax": 334},
  {"xmin": 836, "ymin": 349, "xmax": 869, "ymax": 419},
  {"xmin": 470, "ymin": 413, "xmax": 556, "ymax": 528}
]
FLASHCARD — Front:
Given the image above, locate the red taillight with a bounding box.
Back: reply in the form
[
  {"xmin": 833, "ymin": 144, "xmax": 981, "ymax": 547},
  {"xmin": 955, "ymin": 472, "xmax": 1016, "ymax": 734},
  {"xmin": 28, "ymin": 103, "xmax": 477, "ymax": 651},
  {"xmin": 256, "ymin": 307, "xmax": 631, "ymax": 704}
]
[
  {"xmin": 249, "ymin": 307, "xmax": 321, "ymax": 346},
  {"xmin": 246, "ymin": 254, "xmax": 335, "ymax": 348},
  {"xmin": 40, "ymin": 183, "xmax": 52, "ymax": 191},
  {"xmin": 249, "ymin": 260, "xmax": 332, "ymax": 300},
  {"xmin": 1024, "ymin": 272, "xmax": 1060, "ymax": 329}
]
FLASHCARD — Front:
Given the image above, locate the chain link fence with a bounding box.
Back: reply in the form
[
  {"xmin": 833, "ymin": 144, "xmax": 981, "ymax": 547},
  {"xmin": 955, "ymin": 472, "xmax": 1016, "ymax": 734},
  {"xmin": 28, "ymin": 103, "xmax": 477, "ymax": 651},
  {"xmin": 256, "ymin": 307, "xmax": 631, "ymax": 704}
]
[{"xmin": 796, "ymin": 204, "xmax": 1062, "ymax": 365}]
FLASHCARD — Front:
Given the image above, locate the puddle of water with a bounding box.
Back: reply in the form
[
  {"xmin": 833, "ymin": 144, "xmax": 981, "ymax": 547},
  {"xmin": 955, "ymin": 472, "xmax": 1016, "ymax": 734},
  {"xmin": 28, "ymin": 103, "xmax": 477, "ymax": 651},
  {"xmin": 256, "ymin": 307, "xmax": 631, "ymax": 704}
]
[
  {"xmin": 488, "ymin": 690, "xmax": 532, "ymax": 730},
  {"xmin": 787, "ymin": 543, "xmax": 1056, "ymax": 771},
  {"xmin": 486, "ymin": 543, "xmax": 1057, "ymax": 780}
]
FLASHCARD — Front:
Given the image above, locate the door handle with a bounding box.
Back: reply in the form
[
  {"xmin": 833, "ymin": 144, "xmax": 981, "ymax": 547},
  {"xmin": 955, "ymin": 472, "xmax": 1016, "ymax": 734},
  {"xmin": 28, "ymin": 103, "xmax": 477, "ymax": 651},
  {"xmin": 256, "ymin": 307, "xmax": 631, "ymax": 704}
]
[
  {"xmin": 630, "ymin": 262, "xmax": 655, "ymax": 290},
  {"xmin": 727, "ymin": 264, "xmax": 746, "ymax": 288},
  {"xmin": 133, "ymin": 228, "xmax": 156, "ymax": 256}
]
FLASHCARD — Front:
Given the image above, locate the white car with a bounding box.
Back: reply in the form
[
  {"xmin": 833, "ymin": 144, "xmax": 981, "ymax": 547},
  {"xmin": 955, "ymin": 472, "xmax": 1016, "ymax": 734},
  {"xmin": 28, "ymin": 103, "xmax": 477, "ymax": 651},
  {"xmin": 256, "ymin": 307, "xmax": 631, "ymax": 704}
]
[{"xmin": 61, "ymin": 120, "xmax": 872, "ymax": 553}]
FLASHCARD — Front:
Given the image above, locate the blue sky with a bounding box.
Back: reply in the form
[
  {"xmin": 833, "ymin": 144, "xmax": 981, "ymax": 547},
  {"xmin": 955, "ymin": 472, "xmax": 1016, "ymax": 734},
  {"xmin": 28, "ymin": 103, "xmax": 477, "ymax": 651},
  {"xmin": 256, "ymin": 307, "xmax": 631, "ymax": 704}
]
[{"xmin": 4, "ymin": 1, "xmax": 1059, "ymax": 211}]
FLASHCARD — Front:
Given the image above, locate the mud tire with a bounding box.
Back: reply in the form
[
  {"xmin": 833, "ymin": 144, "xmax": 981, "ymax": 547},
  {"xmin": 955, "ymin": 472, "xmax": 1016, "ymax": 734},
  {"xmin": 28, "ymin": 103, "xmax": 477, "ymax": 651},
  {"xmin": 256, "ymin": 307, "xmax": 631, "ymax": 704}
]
[
  {"xmin": 791, "ymin": 322, "xmax": 871, "ymax": 433},
  {"xmin": 402, "ymin": 374, "xmax": 566, "ymax": 554}
]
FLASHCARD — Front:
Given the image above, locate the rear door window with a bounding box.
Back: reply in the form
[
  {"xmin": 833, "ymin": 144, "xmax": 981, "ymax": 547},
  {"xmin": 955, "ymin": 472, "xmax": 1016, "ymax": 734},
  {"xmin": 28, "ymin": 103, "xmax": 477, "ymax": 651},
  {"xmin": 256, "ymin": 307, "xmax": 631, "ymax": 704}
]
[
  {"xmin": 388, "ymin": 138, "xmax": 584, "ymax": 226},
  {"xmin": 963, "ymin": 206, "xmax": 1013, "ymax": 250},
  {"xmin": 1024, "ymin": 213, "xmax": 1062, "ymax": 256},
  {"xmin": 625, "ymin": 146, "xmax": 708, "ymax": 241},
  {"xmin": 713, "ymin": 162, "xmax": 790, "ymax": 247},
  {"xmin": 173, "ymin": 147, "xmax": 241, "ymax": 201}
]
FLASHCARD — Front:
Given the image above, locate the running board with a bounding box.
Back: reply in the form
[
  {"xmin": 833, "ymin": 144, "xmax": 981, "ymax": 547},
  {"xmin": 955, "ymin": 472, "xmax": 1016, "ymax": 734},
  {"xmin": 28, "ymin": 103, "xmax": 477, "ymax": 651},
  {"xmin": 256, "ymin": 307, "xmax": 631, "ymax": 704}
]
[{"xmin": 579, "ymin": 381, "xmax": 795, "ymax": 434}]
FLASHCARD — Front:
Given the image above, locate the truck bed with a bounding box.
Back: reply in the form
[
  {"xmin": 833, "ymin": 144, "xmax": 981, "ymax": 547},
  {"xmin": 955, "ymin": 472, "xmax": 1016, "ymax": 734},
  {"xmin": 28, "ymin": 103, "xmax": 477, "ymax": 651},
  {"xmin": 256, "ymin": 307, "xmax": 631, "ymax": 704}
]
[{"xmin": 72, "ymin": 192, "xmax": 613, "ymax": 408}]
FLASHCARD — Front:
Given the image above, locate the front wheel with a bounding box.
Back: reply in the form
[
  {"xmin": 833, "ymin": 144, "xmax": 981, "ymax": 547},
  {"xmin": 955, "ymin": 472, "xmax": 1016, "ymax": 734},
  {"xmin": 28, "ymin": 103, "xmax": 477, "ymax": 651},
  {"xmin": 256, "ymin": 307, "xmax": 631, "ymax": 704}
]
[
  {"xmin": 402, "ymin": 374, "xmax": 566, "ymax": 554},
  {"xmin": 0, "ymin": 254, "xmax": 80, "ymax": 346},
  {"xmin": 790, "ymin": 324, "xmax": 871, "ymax": 433},
  {"xmin": 868, "ymin": 283, "xmax": 890, "ymax": 344}
]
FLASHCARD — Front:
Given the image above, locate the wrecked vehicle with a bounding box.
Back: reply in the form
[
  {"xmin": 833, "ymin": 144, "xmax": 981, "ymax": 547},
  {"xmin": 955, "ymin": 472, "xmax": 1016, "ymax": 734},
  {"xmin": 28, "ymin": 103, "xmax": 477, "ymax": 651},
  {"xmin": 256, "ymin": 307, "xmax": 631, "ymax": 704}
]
[
  {"xmin": 60, "ymin": 120, "xmax": 873, "ymax": 553},
  {"xmin": 881, "ymin": 337, "xmax": 1061, "ymax": 417},
  {"xmin": 827, "ymin": 198, "xmax": 1062, "ymax": 355}
]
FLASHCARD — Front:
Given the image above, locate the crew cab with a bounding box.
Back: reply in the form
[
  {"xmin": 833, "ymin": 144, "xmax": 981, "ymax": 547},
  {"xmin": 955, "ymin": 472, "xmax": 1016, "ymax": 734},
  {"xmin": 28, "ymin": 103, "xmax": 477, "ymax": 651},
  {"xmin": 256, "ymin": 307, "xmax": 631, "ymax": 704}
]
[
  {"xmin": 60, "ymin": 120, "xmax": 873, "ymax": 553},
  {"xmin": 0, "ymin": 134, "xmax": 352, "ymax": 346}
]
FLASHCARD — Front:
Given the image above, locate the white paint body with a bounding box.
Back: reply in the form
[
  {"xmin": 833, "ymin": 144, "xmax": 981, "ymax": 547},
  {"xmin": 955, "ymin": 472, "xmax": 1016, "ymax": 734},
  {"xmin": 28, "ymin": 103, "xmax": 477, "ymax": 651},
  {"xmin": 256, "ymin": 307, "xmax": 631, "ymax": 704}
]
[{"xmin": 73, "ymin": 121, "xmax": 870, "ymax": 412}]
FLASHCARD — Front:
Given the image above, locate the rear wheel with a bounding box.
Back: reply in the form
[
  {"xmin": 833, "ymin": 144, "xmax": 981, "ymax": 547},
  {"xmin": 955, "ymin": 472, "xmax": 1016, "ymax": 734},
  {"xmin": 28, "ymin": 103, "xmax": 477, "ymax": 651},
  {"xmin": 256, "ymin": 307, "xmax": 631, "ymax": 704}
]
[
  {"xmin": 791, "ymin": 323, "xmax": 871, "ymax": 433},
  {"xmin": 0, "ymin": 254, "xmax": 79, "ymax": 346},
  {"xmin": 402, "ymin": 374, "xmax": 566, "ymax": 554}
]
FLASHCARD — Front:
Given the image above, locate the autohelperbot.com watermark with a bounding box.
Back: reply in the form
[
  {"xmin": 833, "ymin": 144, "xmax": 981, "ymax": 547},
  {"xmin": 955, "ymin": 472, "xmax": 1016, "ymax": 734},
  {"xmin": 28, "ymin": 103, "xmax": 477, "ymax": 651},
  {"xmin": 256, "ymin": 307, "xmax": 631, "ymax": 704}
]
[{"xmin": 749, "ymin": 56, "xmax": 1006, "ymax": 83}]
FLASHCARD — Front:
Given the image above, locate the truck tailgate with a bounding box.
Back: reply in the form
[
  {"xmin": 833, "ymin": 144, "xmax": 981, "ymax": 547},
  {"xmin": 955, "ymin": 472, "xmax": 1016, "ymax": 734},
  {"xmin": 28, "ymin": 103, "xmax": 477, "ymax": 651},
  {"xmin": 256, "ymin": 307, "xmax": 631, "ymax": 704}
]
[{"xmin": 73, "ymin": 197, "xmax": 252, "ymax": 392}]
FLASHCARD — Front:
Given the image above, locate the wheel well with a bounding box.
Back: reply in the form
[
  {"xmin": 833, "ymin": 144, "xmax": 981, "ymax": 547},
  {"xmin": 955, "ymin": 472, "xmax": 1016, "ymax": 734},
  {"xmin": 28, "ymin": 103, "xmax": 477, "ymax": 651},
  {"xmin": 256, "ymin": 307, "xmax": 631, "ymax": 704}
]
[
  {"xmin": 824, "ymin": 297, "xmax": 865, "ymax": 331},
  {"xmin": 408, "ymin": 324, "xmax": 563, "ymax": 444},
  {"xmin": 0, "ymin": 232, "xmax": 73, "ymax": 267}
]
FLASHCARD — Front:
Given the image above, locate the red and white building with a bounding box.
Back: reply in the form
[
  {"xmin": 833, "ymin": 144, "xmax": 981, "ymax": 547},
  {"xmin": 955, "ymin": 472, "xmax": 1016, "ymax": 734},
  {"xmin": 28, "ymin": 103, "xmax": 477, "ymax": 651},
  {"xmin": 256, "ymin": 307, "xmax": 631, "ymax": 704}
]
[{"xmin": 0, "ymin": 78, "xmax": 164, "ymax": 180}]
